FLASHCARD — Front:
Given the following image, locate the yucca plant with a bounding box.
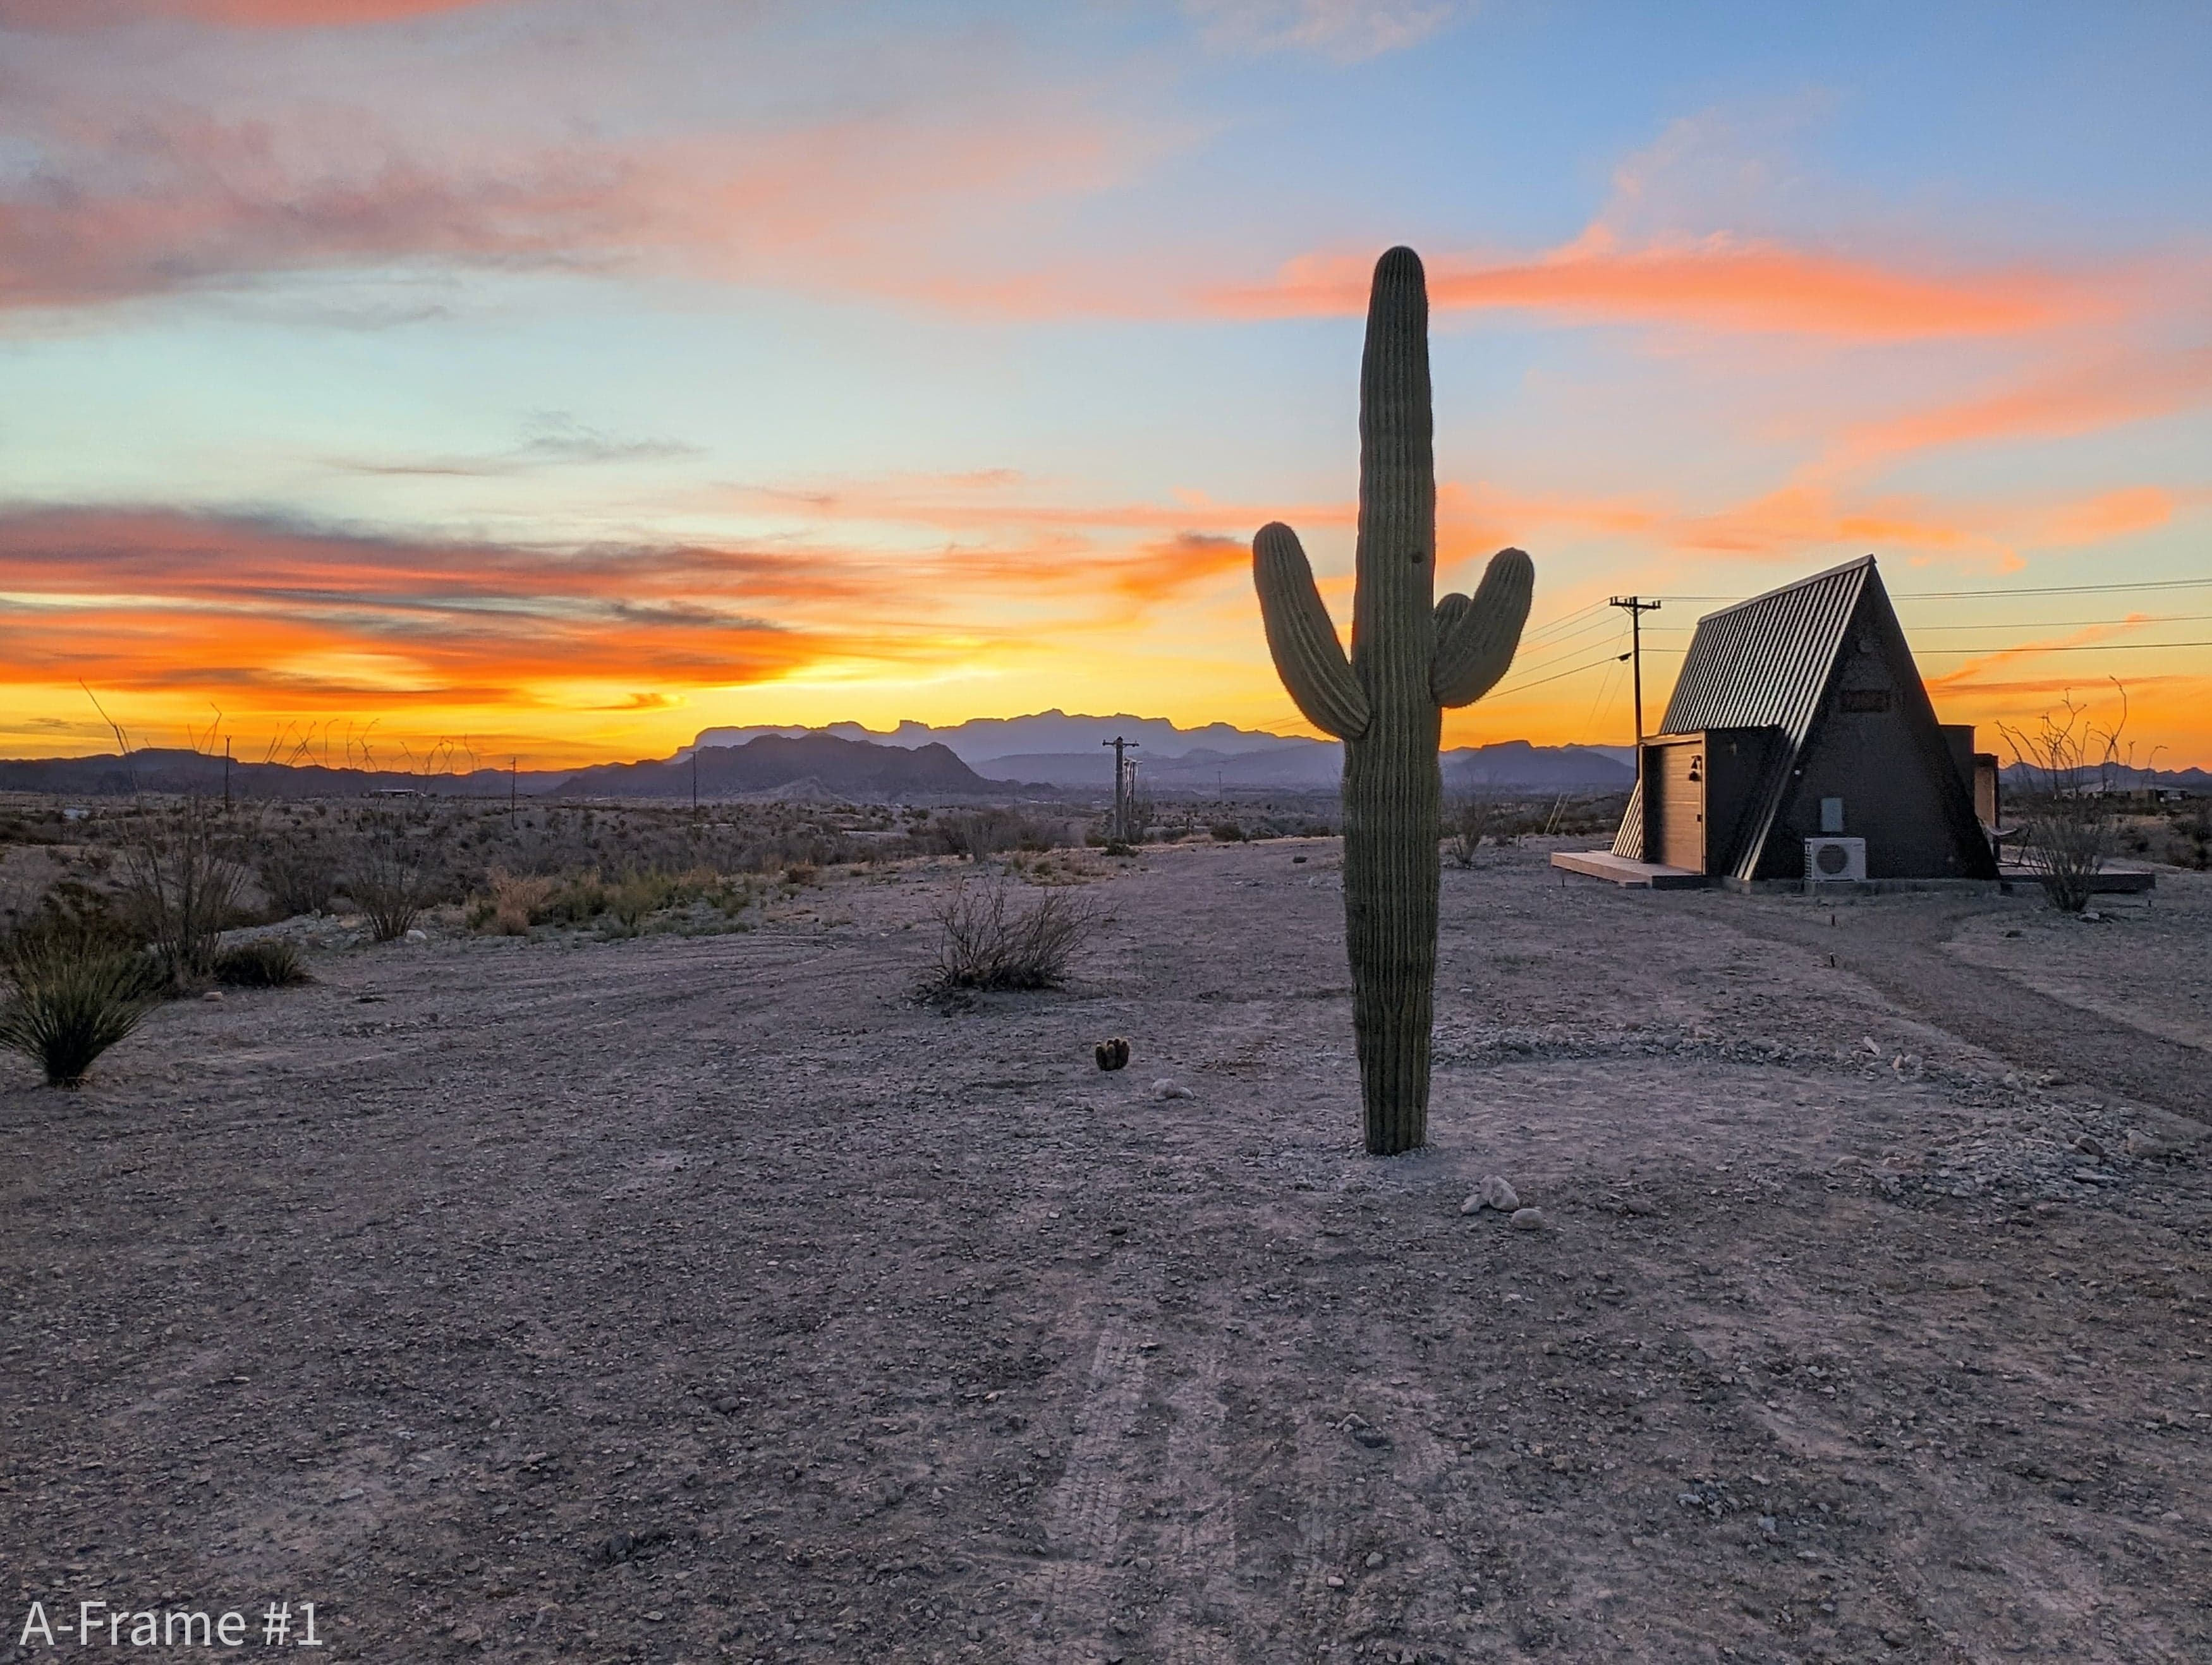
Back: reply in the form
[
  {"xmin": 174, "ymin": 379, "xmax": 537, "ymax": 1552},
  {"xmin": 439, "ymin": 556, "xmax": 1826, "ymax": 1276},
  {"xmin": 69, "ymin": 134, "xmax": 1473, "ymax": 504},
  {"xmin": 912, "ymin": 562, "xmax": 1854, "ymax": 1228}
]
[{"xmin": 1, "ymin": 929, "xmax": 161, "ymax": 1087}]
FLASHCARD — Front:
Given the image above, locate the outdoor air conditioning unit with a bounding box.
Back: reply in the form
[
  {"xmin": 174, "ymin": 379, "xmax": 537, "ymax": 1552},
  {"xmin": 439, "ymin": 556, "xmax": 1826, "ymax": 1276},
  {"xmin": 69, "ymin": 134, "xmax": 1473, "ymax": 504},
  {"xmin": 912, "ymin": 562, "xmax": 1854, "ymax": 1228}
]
[{"xmin": 1804, "ymin": 836, "xmax": 1867, "ymax": 883}]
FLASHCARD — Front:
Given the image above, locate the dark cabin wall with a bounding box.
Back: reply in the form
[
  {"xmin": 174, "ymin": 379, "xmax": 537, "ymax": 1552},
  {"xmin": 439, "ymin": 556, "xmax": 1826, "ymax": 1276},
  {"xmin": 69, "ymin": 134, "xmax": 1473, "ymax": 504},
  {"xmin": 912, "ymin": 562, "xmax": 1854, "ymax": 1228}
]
[
  {"xmin": 1756, "ymin": 602, "xmax": 1993, "ymax": 880},
  {"xmin": 1701, "ymin": 727, "xmax": 1782, "ymax": 876}
]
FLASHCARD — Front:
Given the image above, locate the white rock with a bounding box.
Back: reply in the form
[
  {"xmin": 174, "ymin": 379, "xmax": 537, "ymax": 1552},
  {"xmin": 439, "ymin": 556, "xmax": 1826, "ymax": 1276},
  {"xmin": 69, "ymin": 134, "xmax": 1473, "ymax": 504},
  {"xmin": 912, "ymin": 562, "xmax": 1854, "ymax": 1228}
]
[
  {"xmin": 1154, "ymin": 1079, "xmax": 1195, "ymax": 1101},
  {"xmin": 1510, "ymin": 1207, "xmax": 1545, "ymax": 1231},
  {"xmin": 1476, "ymin": 1175, "xmax": 1520, "ymax": 1213},
  {"xmin": 405, "ymin": 928, "xmax": 429, "ymax": 943}
]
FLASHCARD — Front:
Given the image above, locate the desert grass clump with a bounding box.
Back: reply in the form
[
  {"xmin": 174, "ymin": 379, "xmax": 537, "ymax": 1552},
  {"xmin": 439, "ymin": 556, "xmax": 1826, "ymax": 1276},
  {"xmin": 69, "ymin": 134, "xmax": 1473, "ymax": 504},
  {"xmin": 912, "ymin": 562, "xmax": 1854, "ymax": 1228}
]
[
  {"xmin": 213, "ymin": 938, "xmax": 312, "ymax": 988},
  {"xmin": 343, "ymin": 815, "xmax": 435, "ymax": 941},
  {"xmin": 0, "ymin": 927, "xmax": 160, "ymax": 1087},
  {"xmin": 257, "ymin": 838, "xmax": 340, "ymax": 918},
  {"xmin": 472, "ymin": 868, "xmax": 558, "ymax": 934},
  {"xmin": 930, "ymin": 879, "xmax": 1091, "ymax": 992},
  {"xmin": 121, "ymin": 802, "xmax": 248, "ymax": 986}
]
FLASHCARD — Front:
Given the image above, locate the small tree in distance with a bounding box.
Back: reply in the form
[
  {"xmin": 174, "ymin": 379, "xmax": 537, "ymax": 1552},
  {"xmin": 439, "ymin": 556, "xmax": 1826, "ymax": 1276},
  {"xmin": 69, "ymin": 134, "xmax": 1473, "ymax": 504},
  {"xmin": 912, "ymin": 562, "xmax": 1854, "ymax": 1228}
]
[{"xmin": 1998, "ymin": 681, "xmax": 2130, "ymax": 914}]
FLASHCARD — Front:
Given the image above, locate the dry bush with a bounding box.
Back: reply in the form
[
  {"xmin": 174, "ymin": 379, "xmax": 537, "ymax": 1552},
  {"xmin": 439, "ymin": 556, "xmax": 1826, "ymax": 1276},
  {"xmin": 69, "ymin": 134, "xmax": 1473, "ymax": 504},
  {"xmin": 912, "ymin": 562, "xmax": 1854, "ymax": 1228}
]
[
  {"xmin": 473, "ymin": 868, "xmax": 558, "ymax": 934},
  {"xmin": 2000, "ymin": 686, "xmax": 2129, "ymax": 914},
  {"xmin": 342, "ymin": 814, "xmax": 435, "ymax": 941},
  {"xmin": 929, "ymin": 879, "xmax": 1093, "ymax": 991},
  {"xmin": 1, "ymin": 926, "xmax": 160, "ymax": 1087},
  {"xmin": 257, "ymin": 835, "xmax": 341, "ymax": 918},
  {"xmin": 214, "ymin": 938, "xmax": 312, "ymax": 988},
  {"xmin": 121, "ymin": 802, "xmax": 248, "ymax": 985},
  {"xmin": 2168, "ymin": 803, "xmax": 2212, "ymax": 871},
  {"xmin": 1444, "ymin": 794, "xmax": 1496, "ymax": 868}
]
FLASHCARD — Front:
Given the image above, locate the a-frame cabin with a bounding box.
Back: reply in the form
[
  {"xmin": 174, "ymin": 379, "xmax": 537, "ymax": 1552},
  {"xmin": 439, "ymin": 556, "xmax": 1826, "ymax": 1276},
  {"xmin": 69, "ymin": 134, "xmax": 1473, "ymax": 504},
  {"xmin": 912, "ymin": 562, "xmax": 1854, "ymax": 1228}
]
[{"xmin": 1609, "ymin": 556, "xmax": 1997, "ymax": 885}]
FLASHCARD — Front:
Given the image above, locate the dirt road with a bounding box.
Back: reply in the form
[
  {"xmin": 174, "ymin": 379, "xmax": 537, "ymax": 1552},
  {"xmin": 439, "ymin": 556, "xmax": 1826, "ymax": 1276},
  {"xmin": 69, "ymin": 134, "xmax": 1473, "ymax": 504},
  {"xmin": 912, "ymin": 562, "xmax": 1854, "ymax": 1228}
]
[{"xmin": 4, "ymin": 840, "xmax": 2207, "ymax": 1662}]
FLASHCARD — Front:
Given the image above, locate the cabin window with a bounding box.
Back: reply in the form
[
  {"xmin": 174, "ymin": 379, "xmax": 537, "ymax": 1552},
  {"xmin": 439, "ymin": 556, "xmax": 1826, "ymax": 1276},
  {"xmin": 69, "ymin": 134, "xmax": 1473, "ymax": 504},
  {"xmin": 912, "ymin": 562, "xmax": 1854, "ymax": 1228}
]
[{"xmin": 1820, "ymin": 797, "xmax": 1845, "ymax": 833}]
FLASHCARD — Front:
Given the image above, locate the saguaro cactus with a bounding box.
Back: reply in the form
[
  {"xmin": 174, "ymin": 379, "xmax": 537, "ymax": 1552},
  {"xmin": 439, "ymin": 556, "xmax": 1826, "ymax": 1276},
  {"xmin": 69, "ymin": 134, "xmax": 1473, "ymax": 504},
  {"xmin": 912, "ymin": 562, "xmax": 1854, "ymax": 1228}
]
[{"xmin": 1253, "ymin": 246, "xmax": 1534, "ymax": 1155}]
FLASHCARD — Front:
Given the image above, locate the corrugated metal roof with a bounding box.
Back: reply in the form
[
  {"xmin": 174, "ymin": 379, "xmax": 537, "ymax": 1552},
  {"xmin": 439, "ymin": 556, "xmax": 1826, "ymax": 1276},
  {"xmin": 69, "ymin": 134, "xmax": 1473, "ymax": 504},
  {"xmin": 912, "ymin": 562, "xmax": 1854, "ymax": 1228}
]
[{"xmin": 1612, "ymin": 557, "xmax": 1875, "ymax": 869}]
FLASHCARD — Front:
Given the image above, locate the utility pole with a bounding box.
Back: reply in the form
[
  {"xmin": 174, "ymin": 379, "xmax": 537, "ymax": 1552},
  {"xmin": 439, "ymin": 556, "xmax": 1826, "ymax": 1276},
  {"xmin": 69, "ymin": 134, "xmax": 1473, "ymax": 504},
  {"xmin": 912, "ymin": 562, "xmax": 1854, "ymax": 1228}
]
[
  {"xmin": 510, "ymin": 756, "xmax": 518, "ymax": 820},
  {"xmin": 223, "ymin": 737, "xmax": 232, "ymax": 812},
  {"xmin": 1102, "ymin": 736, "xmax": 1138, "ymax": 842},
  {"xmin": 1608, "ymin": 596, "xmax": 1662, "ymax": 790},
  {"xmin": 691, "ymin": 748, "xmax": 699, "ymax": 814}
]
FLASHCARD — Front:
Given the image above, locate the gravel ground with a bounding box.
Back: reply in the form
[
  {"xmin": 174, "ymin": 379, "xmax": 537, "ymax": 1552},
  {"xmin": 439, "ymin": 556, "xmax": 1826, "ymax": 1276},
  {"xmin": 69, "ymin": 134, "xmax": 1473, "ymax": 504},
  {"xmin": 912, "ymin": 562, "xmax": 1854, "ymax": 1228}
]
[{"xmin": 3, "ymin": 838, "xmax": 2207, "ymax": 1664}]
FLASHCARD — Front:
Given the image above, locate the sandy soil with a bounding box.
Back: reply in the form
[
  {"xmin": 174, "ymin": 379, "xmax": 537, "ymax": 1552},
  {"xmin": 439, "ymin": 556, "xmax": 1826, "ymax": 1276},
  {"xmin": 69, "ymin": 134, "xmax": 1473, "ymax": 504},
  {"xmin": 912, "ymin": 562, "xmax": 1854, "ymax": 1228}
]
[{"xmin": 3, "ymin": 839, "xmax": 2208, "ymax": 1664}]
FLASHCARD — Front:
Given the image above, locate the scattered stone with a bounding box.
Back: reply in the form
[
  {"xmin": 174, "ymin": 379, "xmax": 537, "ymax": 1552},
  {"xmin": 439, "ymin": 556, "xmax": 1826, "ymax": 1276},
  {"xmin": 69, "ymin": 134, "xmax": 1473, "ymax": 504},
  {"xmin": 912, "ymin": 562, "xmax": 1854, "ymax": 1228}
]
[
  {"xmin": 2003, "ymin": 928, "xmax": 2023, "ymax": 938},
  {"xmin": 1364, "ymin": 1551, "xmax": 1385, "ymax": 1569},
  {"xmin": 201, "ymin": 990, "xmax": 224, "ymax": 1003},
  {"xmin": 2081, "ymin": 910, "xmax": 2103, "ymax": 923},
  {"xmin": 1153, "ymin": 1079, "xmax": 1195, "ymax": 1101},
  {"xmin": 2125, "ymin": 1129, "xmax": 2180, "ymax": 1159},
  {"xmin": 712, "ymin": 1395, "xmax": 739, "ymax": 1415},
  {"xmin": 405, "ymin": 928, "xmax": 428, "ymax": 943},
  {"xmin": 2073, "ymin": 1134, "xmax": 2110, "ymax": 1160},
  {"xmin": 1510, "ymin": 1208, "xmax": 1545, "ymax": 1231},
  {"xmin": 1460, "ymin": 1175, "xmax": 1519, "ymax": 1213},
  {"xmin": 1619, "ymin": 1195, "xmax": 1660, "ymax": 1216}
]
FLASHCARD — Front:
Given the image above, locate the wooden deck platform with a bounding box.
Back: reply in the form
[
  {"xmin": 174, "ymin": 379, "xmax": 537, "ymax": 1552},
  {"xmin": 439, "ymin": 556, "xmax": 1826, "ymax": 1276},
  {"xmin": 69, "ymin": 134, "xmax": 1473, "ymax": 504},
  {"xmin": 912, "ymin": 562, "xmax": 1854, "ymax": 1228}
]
[{"xmin": 1550, "ymin": 850, "xmax": 1708, "ymax": 890}]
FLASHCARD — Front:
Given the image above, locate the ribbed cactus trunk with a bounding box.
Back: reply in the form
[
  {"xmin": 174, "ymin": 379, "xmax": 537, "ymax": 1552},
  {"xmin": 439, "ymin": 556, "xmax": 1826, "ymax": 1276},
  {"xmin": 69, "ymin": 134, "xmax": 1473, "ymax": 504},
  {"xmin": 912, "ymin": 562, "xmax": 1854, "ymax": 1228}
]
[
  {"xmin": 1251, "ymin": 246, "xmax": 1534, "ymax": 1156},
  {"xmin": 1344, "ymin": 249, "xmax": 1441, "ymax": 1153}
]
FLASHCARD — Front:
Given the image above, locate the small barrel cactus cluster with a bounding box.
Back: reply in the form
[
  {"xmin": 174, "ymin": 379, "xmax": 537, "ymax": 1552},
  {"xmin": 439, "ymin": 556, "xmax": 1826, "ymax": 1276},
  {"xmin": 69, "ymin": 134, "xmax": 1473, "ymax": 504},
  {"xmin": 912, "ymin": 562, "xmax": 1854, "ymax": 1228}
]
[
  {"xmin": 1253, "ymin": 246, "xmax": 1534, "ymax": 1155},
  {"xmin": 1094, "ymin": 1036, "xmax": 1131, "ymax": 1071}
]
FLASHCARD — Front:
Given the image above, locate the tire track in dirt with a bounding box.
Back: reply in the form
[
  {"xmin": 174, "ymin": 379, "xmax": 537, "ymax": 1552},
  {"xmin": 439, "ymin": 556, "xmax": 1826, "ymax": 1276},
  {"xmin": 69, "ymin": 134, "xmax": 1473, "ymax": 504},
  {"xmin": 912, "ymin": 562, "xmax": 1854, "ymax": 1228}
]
[
  {"xmin": 1157, "ymin": 1337, "xmax": 1236, "ymax": 1665},
  {"xmin": 1026, "ymin": 1262, "xmax": 1162, "ymax": 1659}
]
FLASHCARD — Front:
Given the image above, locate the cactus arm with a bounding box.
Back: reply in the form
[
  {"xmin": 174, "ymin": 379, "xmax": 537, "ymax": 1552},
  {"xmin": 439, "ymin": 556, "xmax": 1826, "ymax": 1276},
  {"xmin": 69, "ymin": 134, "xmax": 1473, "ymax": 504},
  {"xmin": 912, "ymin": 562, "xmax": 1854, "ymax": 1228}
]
[
  {"xmin": 1431, "ymin": 546, "xmax": 1534, "ymax": 706},
  {"xmin": 1253, "ymin": 521, "xmax": 1371, "ymax": 741}
]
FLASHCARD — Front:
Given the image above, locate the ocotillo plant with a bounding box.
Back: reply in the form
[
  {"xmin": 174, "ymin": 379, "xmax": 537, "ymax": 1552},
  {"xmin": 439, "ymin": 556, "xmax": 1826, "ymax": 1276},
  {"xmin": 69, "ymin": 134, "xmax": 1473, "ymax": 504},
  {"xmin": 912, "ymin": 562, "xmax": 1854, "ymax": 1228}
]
[{"xmin": 1253, "ymin": 246, "xmax": 1534, "ymax": 1154}]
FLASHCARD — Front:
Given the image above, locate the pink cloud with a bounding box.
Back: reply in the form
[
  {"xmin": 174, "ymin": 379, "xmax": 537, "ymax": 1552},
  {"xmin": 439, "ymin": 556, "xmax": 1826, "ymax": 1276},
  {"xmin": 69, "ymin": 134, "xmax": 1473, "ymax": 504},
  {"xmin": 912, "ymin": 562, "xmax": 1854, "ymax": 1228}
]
[{"xmin": 1207, "ymin": 236, "xmax": 2105, "ymax": 339}]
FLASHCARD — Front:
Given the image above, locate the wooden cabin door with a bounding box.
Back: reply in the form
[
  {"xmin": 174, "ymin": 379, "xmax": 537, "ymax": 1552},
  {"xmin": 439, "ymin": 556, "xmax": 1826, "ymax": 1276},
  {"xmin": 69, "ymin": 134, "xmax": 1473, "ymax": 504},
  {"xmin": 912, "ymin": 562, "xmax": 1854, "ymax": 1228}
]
[{"xmin": 1655, "ymin": 743, "xmax": 1705, "ymax": 871}]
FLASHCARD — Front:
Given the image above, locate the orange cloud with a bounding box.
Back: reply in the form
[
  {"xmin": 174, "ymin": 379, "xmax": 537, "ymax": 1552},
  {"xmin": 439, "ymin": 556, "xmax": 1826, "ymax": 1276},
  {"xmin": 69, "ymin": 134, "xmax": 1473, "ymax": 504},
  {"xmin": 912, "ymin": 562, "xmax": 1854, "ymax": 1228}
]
[
  {"xmin": 0, "ymin": 79, "xmax": 1176, "ymax": 313},
  {"xmin": 1209, "ymin": 236, "xmax": 2100, "ymax": 339},
  {"xmin": 1827, "ymin": 348, "xmax": 2212, "ymax": 471}
]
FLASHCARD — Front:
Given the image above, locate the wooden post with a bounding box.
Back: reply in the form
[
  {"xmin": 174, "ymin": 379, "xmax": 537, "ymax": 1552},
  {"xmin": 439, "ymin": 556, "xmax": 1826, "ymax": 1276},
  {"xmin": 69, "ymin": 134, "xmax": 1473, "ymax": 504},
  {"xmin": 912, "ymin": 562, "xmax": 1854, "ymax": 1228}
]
[{"xmin": 1102, "ymin": 736, "xmax": 1138, "ymax": 842}]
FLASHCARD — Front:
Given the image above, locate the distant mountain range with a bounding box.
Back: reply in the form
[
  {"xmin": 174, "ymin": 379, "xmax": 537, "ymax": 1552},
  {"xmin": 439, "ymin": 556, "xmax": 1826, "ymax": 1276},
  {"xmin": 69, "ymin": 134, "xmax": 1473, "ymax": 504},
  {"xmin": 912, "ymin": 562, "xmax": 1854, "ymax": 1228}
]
[
  {"xmin": 690, "ymin": 711, "xmax": 1638, "ymax": 792},
  {"xmin": 557, "ymin": 734, "xmax": 992, "ymax": 799},
  {"xmin": 0, "ymin": 716, "xmax": 1706, "ymax": 802},
  {"xmin": 0, "ymin": 748, "xmax": 540, "ymax": 800},
  {"xmin": 1998, "ymin": 761, "xmax": 2212, "ymax": 792}
]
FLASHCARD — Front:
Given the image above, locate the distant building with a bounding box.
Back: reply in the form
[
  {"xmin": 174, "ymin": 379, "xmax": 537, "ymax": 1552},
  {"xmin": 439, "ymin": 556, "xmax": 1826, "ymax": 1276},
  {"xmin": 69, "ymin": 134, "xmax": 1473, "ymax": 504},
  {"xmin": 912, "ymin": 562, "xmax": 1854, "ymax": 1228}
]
[{"xmin": 1596, "ymin": 556, "xmax": 1998, "ymax": 887}]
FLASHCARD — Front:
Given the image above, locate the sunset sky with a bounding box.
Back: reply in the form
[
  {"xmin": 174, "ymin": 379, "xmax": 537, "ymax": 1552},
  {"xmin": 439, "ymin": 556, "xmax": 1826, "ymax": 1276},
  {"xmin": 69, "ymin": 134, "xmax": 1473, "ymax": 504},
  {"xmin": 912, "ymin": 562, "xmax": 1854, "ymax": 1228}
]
[{"xmin": 3, "ymin": 0, "xmax": 2208, "ymax": 768}]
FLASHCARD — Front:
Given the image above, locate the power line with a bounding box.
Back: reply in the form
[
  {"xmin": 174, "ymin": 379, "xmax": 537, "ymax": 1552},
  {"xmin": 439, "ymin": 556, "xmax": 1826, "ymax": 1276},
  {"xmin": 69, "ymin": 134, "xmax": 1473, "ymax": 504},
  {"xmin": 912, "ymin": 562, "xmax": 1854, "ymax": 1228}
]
[
  {"xmin": 1656, "ymin": 577, "xmax": 2212, "ymax": 602},
  {"xmin": 1641, "ymin": 613, "xmax": 2212, "ymax": 632},
  {"xmin": 1490, "ymin": 644, "xmax": 1634, "ymax": 698},
  {"xmin": 1913, "ymin": 639, "xmax": 2212, "ymax": 655}
]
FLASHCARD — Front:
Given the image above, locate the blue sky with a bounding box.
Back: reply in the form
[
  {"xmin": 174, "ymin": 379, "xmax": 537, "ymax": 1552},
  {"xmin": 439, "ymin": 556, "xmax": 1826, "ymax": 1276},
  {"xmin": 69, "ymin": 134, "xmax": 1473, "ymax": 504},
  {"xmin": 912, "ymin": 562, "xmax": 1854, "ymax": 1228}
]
[{"xmin": 3, "ymin": 0, "xmax": 2207, "ymax": 764}]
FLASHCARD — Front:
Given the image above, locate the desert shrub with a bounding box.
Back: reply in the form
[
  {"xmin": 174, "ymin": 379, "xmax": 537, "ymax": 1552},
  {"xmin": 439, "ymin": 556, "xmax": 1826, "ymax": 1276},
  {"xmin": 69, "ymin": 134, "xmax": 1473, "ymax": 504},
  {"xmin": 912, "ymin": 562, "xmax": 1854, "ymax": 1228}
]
[
  {"xmin": 609, "ymin": 869, "xmax": 676, "ymax": 928},
  {"xmin": 473, "ymin": 868, "xmax": 557, "ymax": 934},
  {"xmin": 1208, "ymin": 821, "xmax": 1246, "ymax": 842},
  {"xmin": 214, "ymin": 938, "xmax": 312, "ymax": 988},
  {"xmin": 1444, "ymin": 794, "xmax": 1495, "ymax": 868},
  {"xmin": 538, "ymin": 871, "xmax": 610, "ymax": 925},
  {"xmin": 929, "ymin": 880, "xmax": 1092, "ymax": 991},
  {"xmin": 121, "ymin": 803, "xmax": 249, "ymax": 985},
  {"xmin": 257, "ymin": 839, "xmax": 340, "ymax": 918},
  {"xmin": 0, "ymin": 927, "xmax": 160, "ymax": 1087},
  {"xmin": 2166, "ymin": 804, "xmax": 2211, "ymax": 871},
  {"xmin": 2000, "ymin": 687, "xmax": 2130, "ymax": 914},
  {"xmin": 784, "ymin": 862, "xmax": 819, "ymax": 887},
  {"xmin": 343, "ymin": 817, "xmax": 435, "ymax": 941}
]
